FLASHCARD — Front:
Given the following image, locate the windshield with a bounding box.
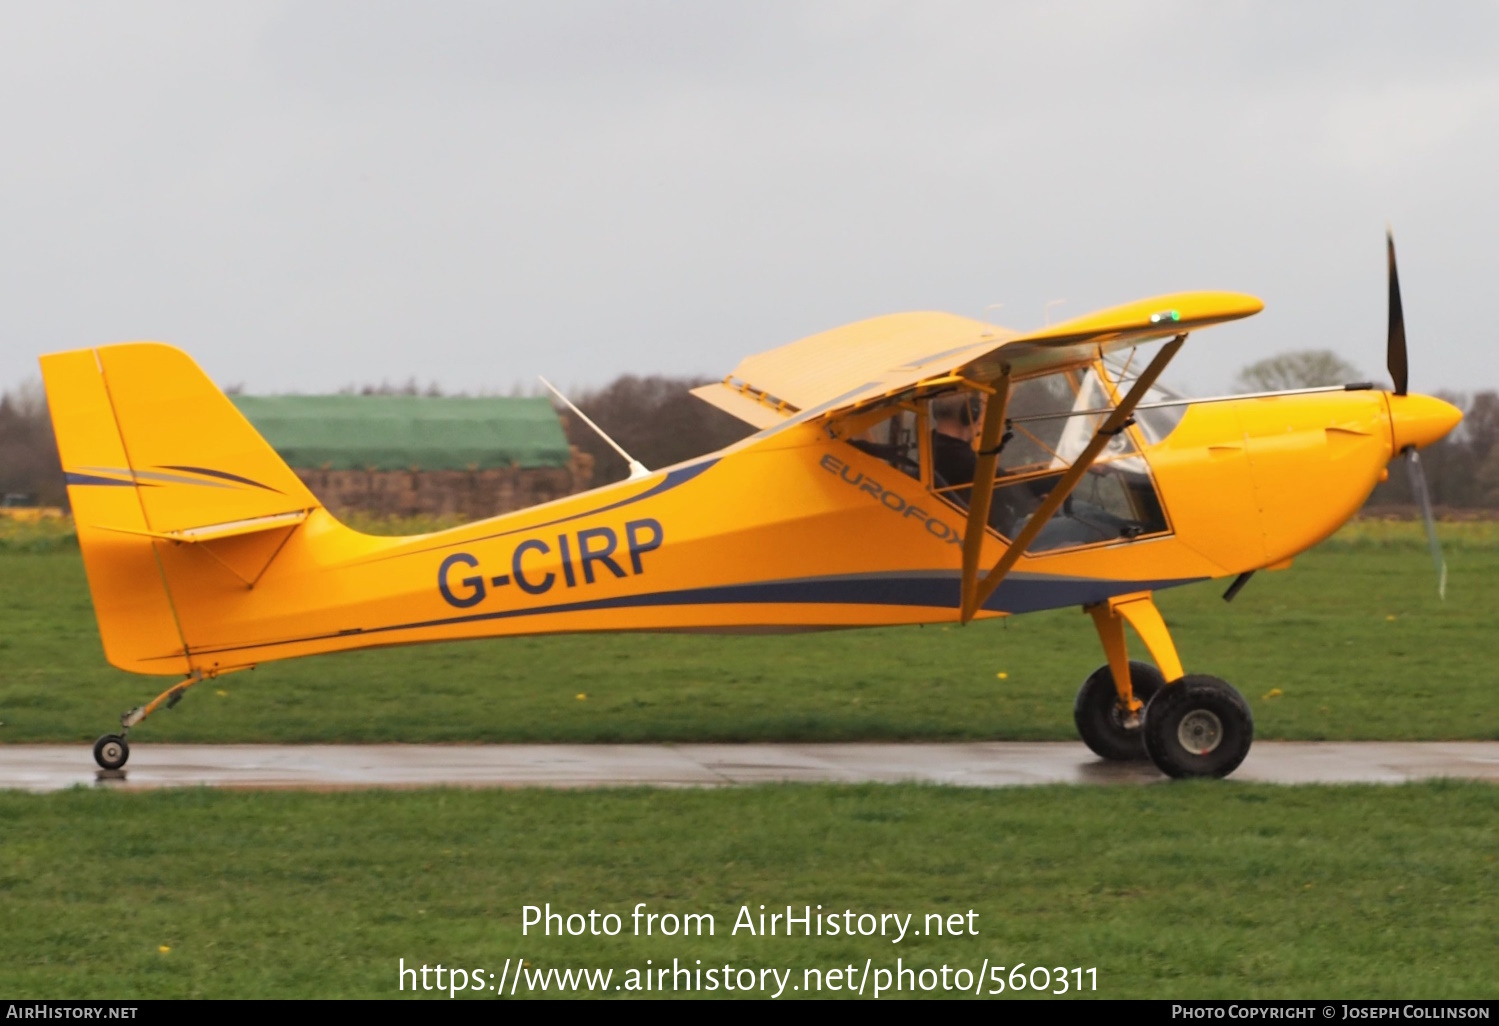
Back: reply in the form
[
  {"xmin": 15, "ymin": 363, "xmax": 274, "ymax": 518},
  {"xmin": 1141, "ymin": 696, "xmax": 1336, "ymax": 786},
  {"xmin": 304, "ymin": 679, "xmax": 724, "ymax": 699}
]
[{"xmin": 1100, "ymin": 348, "xmax": 1187, "ymax": 445}]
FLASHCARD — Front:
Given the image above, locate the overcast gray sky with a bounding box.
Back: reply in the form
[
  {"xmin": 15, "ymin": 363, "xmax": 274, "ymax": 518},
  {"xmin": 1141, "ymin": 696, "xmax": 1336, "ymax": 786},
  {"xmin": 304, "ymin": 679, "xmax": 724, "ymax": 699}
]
[{"xmin": 3, "ymin": 2, "xmax": 1496, "ymax": 399}]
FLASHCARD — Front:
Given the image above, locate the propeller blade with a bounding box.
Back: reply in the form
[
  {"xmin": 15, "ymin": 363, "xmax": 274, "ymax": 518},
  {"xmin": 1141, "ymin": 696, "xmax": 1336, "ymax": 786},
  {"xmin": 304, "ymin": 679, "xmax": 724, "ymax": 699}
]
[
  {"xmin": 1404, "ymin": 447, "xmax": 1447, "ymax": 600},
  {"xmin": 1387, "ymin": 229, "xmax": 1408, "ymax": 396}
]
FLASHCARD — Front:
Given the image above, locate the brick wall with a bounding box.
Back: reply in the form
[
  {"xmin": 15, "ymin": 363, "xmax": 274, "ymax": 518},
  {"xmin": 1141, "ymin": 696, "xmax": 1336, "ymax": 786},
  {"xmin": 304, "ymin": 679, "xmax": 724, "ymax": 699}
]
[{"xmin": 294, "ymin": 447, "xmax": 595, "ymax": 519}]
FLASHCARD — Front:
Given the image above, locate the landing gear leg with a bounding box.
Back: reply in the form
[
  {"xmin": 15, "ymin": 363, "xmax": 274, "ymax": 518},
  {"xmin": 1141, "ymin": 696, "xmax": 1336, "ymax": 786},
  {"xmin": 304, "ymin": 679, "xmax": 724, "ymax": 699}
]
[
  {"xmin": 93, "ymin": 670, "xmax": 208, "ymax": 770},
  {"xmin": 1076, "ymin": 592, "xmax": 1184, "ymax": 761}
]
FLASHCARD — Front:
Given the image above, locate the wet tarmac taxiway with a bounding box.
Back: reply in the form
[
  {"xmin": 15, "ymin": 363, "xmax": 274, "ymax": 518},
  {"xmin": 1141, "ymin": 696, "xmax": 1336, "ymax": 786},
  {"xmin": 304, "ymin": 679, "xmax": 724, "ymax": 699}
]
[{"xmin": 2, "ymin": 741, "xmax": 1497, "ymax": 792}]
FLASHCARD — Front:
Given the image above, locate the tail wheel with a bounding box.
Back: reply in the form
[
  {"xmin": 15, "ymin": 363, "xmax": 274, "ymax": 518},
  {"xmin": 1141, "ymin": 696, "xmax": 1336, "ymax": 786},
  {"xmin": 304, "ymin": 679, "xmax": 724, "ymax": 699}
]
[
  {"xmin": 1142, "ymin": 675, "xmax": 1253, "ymax": 779},
  {"xmin": 93, "ymin": 734, "xmax": 130, "ymax": 771},
  {"xmin": 1073, "ymin": 660, "xmax": 1165, "ymax": 761}
]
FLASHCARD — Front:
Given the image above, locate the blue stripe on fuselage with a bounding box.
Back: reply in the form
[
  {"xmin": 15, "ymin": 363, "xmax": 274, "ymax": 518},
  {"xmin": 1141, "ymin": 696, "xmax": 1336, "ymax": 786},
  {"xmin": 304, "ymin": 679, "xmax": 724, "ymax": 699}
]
[{"xmin": 173, "ymin": 570, "xmax": 1202, "ymax": 658}]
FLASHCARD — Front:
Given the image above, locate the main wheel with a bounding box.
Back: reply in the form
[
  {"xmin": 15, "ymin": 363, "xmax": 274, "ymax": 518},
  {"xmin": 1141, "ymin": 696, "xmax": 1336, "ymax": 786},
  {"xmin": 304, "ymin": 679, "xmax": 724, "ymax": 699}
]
[
  {"xmin": 93, "ymin": 734, "xmax": 130, "ymax": 771},
  {"xmin": 1142, "ymin": 675, "xmax": 1253, "ymax": 779},
  {"xmin": 1073, "ymin": 660, "xmax": 1166, "ymax": 761}
]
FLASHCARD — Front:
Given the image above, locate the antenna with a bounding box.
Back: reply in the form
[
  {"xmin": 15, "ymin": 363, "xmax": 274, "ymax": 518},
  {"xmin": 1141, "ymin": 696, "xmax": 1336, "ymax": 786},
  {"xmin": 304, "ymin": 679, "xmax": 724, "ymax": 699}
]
[{"xmin": 538, "ymin": 377, "xmax": 652, "ymax": 481}]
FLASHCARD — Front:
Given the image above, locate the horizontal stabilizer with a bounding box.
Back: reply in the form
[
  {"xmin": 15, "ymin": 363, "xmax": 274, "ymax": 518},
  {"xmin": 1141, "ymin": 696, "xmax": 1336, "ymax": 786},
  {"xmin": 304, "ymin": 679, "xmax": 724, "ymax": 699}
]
[{"xmin": 93, "ymin": 510, "xmax": 310, "ymax": 544}]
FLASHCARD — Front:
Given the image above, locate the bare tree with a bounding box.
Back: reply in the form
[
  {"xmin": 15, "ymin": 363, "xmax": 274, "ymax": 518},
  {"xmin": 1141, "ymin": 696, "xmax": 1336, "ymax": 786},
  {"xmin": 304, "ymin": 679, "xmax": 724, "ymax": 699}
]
[
  {"xmin": 0, "ymin": 381, "xmax": 66, "ymax": 508},
  {"xmin": 1232, "ymin": 350, "xmax": 1364, "ymax": 392}
]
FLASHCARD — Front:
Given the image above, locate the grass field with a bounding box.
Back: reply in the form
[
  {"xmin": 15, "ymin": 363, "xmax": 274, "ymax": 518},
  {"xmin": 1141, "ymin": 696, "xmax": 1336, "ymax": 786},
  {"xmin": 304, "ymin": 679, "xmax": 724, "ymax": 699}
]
[
  {"xmin": 2, "ymin": 781, "xmax": 1495, "ymax": 999},
  {"xmin": 1, "ymin": 519, "xmax": 1496, "ymax": 744}
]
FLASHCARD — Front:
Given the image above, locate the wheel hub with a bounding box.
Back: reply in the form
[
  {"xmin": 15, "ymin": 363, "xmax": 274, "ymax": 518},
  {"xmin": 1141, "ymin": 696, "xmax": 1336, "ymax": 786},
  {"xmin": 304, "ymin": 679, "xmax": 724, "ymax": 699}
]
[
  {"xmin": 1177, "ymin": 709, "xmax": 1223, "ymax": 755},
  {"xmin": 1110, "ymin": 702, "xmax": 1143, "ymax": 732},
  {"xmin": 100, "ymin": 741, "xmax": 123, "ymax": 763}
]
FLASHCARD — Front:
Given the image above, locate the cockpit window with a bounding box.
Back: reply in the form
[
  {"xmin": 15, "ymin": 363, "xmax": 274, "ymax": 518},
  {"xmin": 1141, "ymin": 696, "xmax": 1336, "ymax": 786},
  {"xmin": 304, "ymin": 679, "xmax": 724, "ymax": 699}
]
[
  {"xmin": 928, "ymin": 363, "xmax": 1171, "ymax": 553},
  {"xmin": 846, "ymin": 406, "xmax": 923, "ymax": 482},
  {"xmin": 836, "ymin": 361, "xmax": 1173, "ymax": 554}
]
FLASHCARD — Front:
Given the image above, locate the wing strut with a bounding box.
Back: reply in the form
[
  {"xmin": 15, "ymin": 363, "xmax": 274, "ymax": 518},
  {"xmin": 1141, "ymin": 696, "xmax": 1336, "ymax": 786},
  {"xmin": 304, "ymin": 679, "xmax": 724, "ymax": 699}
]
[
  {"xmin": 961, "ymin": 334, "xmax": 1187, "ymax": 622},
  {"xmin": 959, "ymin": 371, "xmax": 1011, "ymax": 622}
]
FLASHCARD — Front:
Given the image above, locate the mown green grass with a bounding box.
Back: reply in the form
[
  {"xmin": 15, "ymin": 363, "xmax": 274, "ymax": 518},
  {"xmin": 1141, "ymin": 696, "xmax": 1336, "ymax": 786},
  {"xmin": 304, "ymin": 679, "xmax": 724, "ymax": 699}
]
[
  {"xmin": 2, "ymin": 521, "xmax": 1497, "ymax": 743},
  {"xmin": 0, "ymin": 782, "xmax": 1494, "ymax": 999}
]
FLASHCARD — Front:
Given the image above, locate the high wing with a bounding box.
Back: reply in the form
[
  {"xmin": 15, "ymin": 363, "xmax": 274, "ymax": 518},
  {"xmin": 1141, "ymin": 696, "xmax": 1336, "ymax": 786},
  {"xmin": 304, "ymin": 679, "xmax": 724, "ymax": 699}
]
[
  {"xmin": 693, "ymin": 289, "xmax": 1264, "ymax": 625},
  {"xmin": 692, "ymin": 291, "xmax": 1263, "ymax": 430}
]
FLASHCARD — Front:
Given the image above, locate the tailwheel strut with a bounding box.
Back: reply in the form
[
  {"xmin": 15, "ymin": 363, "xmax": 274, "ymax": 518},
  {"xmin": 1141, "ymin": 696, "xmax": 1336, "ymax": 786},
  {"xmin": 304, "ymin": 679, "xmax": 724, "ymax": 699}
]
[{"xmin": 93, "ymin": 669, "xmax": 212, "ymax": 771}]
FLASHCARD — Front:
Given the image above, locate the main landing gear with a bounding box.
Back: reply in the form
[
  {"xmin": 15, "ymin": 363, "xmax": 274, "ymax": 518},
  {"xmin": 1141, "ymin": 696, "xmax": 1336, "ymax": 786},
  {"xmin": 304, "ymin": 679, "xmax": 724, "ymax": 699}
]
[
  {"xmin": 92, "ymin": 669, "xmax": 213, "ymax": 771},
  {"xmin": 1079, "ymin": 593, "xmax": 1253, "ymax": 779}
]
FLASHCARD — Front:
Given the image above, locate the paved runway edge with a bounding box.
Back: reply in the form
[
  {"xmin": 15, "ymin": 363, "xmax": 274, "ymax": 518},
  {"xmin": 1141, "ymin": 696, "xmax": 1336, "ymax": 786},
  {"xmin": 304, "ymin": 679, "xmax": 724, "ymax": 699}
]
[{"xmin": 2, "ymin": 741, "xmax": 1498, "ymax": 793}]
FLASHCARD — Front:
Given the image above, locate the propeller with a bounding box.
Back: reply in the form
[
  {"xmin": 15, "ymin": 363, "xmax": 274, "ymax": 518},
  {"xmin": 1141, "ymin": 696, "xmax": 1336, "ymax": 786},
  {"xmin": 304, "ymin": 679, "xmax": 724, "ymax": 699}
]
[
  {"xmin": 1387, "ymin": 229, "xmax": 1408, "ymax": 397},
  {"xmin": 1404, "ymin": 447, "xmax": 1448, "ymax": 600},
  {"xmin": 1386, "ymin": 229, "xmax": 1447, "ymax": 599}
]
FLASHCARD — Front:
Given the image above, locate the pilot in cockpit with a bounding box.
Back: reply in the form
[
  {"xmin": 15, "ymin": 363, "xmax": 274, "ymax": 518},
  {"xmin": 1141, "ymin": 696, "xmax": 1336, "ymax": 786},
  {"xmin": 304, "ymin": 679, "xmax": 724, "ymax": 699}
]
[
  {"xmin": 931, "ymin": 393, "xmax": 1040, "ymax": 539},
  {"xmin": 930, "ymin": 394, "xmax": 979, "ymax": 499}
]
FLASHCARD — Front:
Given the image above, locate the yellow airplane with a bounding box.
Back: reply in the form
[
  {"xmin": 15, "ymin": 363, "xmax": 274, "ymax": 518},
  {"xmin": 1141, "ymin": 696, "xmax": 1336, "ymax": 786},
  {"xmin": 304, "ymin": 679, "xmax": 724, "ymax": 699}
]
[{"xmin": 41, "ymin": 235, "xmax": 1460, "ymax": 779}]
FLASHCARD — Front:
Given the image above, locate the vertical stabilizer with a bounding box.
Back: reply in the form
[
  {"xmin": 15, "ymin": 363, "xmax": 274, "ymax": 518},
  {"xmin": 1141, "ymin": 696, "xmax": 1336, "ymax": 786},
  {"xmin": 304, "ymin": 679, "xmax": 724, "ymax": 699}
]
[{"xmin": 40, "ymin": 342, "xmax": 322, "ymax": 675}]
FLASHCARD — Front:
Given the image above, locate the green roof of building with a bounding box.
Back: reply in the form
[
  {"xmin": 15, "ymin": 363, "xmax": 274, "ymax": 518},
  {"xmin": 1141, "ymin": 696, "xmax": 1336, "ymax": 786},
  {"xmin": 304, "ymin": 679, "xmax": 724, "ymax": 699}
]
[{"xmin": 230, "ymin": 395, "xmax": 572, "ymax": 471}]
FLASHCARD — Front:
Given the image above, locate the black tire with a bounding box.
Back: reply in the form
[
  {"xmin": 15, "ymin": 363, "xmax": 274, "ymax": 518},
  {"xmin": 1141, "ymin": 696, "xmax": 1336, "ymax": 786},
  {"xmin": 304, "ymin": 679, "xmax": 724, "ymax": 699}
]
[
  {"xmin": 1073, "ymin": 660, "xmax": 1166, "ymax": 761},
  {"xmin": 1142, "ymin": 675, "xmax": 1253, "ymax": 779},
  {"xmin": 93, "ymin": 734, "xmax": 129, "ymax": 771}
]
